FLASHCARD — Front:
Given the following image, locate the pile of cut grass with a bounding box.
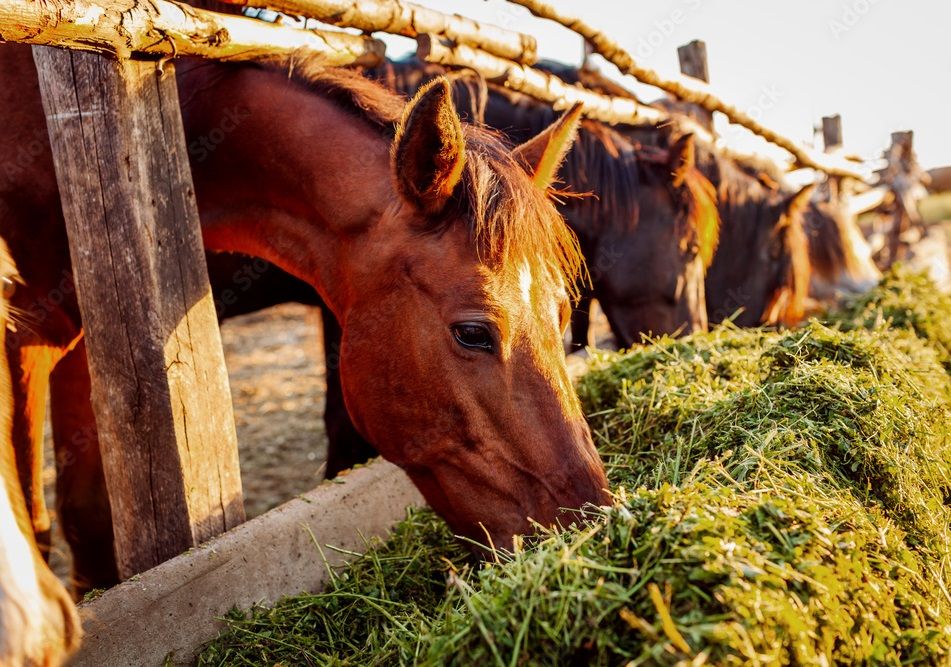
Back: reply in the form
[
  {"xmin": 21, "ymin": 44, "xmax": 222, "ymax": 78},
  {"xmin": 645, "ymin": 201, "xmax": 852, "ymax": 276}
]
[
  {"xmin": 198, "ymin": 271, "xmax": 951, "ymax": 666},
  {"xmin": 826, "ymin": 265, "xmax": 951, "ymax": 371},
  {"xmin": 197, "ymin": 508, "xmax": 466, "ymax": 666}
]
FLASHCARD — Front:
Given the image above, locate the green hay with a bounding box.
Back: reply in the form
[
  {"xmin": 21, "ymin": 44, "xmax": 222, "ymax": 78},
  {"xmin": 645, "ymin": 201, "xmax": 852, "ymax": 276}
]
[
  {"xmin": 422, "ymin": 471, "xmax": 950, "ymax": 665},
  {"xmin": 826, "ymin": 265, "xmax": 951, "ymax": 372},
  {"xmin": 198, "ymin": 272, "xmax": 951, "ymax": 666},
  {"xmin": 579, "ymin": 322, "xmax": 951, "ymax": 552},
  {"xmin": 196, "ymin": 508, "xmax": 466, "ymax": 666}
]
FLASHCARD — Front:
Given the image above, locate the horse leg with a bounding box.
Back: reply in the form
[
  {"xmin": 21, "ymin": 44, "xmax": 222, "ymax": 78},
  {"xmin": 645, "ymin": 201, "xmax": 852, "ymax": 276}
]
[
  {"xmin": 49, "ymin": 338, "xmax": 118, "ymax": 595},
  {"xmin": 319, "ymin": 302, "xmax": 378, "ymax": 478},
  {"xmin": 8, "ymin": 340, "xmax": 61, "ymax": 560}
]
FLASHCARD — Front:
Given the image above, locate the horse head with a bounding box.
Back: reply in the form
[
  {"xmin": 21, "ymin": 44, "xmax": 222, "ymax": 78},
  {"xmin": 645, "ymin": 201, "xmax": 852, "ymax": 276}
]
[{"xmin": 337, "ymin": 80, "xmax": 609, "ymax": 549}]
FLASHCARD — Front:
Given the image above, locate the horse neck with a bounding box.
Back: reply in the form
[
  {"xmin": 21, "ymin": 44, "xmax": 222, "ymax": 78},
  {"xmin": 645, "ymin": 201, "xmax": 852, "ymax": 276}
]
[{"xmin": 179, "ymin": 62, "xmax": 394, "ymax": 317}]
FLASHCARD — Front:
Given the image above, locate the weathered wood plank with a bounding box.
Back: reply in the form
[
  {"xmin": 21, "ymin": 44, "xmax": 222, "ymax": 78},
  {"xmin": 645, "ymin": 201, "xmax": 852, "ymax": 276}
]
[
  {"xmin": 0, "ymin": 0, "xmax": 383, "ymax": 66},
  {"xmin": 822, "ymin": 114, "xmax": 843, "ymax": 152},
  {"xmin": 33, "ymin": 47, "xmax": 244, "ymax": 578},
  {"xmin": 74, "ymin": 460, "xmax": 424, "ymax": 667},
  {"xmin": 677, "ymin": 39, "xmax": 709, "ymax": 84},
  {"xmin": 677, "ymin": 39, "xmax": 713, "ymax": 133},
  {"xmin": 219, "ymin": 0, "xmax": 538, "ymax": 64}
]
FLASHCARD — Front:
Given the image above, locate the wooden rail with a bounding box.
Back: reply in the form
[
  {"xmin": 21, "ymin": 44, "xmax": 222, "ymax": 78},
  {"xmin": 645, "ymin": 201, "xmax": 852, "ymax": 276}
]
[
  {"xmin": 418, "ymin": 35, "xmax": 668, "ymax": 127},
  {"xmin": 219, "ymin": 0, "xmax": 538, "ymax": 64},
  {"xmin": 507, "ymin": 0, "xmax": 867, "ymax": 181},
  {"xmin": 0, "ymin": 0, "xmax": 384, "ymax": 66}
]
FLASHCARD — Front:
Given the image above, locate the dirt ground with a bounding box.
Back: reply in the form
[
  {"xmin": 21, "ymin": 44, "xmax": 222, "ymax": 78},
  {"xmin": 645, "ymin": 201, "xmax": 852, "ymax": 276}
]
[{"xmin": 44, "ymin": 302, "xmax": 331, "ymax": 583}]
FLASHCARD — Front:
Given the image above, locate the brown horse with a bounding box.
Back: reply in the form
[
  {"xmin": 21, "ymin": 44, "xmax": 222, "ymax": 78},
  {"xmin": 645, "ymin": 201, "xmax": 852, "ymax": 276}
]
[
  {"xmin": 0, "ymin": 238, "xmax": 80, "ymax": 665},
  {"xmin": 294, "ymin": 59, "xmax": 720, "ymax": 481},
  {"xmin": 196, "ymin": 59, "xmax": 722, "ymax": 487},
  {"xmin": 0, "ymin": 45, "xmax": 608, "ymax": 592}
]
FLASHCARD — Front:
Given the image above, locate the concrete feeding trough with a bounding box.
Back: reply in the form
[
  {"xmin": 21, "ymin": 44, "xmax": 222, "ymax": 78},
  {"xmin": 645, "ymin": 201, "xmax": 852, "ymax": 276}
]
[{"xmin": 72, "ymin": 460, "xmax": 424, "ymax": 666}]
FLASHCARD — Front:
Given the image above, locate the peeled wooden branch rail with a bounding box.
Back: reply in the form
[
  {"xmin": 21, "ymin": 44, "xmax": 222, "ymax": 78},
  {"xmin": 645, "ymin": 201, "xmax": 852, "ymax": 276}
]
[
  {"xmin": 508, "ymin": 0, "xmax": 866, "ymax": 181},
  {"xmin": 418, "ymin": 35, "xmax": 670, "ymax": 128},
  {"xmin": 219, "ymin": 0, "xmax": 538, "ymax": 64},
  {"xmin": 0, "ymin": 0, "xmax": 384, "ymax": 66}
]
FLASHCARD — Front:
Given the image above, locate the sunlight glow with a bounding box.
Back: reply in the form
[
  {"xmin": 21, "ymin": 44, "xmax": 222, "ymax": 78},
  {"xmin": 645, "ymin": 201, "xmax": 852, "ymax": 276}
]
[{"xmin": 382, "ymin": 1, "xmax": 950, "ymax": 169}]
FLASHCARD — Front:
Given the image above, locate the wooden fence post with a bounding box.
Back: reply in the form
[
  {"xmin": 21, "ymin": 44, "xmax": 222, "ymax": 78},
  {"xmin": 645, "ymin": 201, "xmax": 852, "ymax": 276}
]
[
  {"xmin": 822, "ymin": 114, "xmax": 843, "ymax": 198},
  {"xmin": 879, "ymin": 130, "xmax": 923, "ymax": 265},
  {"xmin": 822, "ymin": 114, "xmax": 843, "ymax": 152},
  {"xmin": 33, "ymin": 47, "xmax": 244, "ymax": 579},
  {"xmin": 677, "ymin": 39, "xmax": 713, "ymax": 132}
]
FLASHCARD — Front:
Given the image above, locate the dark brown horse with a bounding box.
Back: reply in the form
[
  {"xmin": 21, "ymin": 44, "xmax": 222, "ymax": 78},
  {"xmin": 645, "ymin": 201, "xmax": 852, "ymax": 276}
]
[
  {"xmin": 0, "ymin": 238, "xmax": 80, "ymax": 665},
  {"xmin": 691, "ymin": 142, "xmax": 814, "ymax": 327},
  {"xmin": 541, "ymin": 63, "xmax": 816, "ymax": 328},
  {"xmin": 0, "ymin": 45, "xmax": 609, "ymax": 592}
]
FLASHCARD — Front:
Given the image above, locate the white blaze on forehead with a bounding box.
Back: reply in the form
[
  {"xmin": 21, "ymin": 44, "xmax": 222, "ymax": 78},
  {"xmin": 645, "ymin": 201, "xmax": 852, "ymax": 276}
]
[{"xmin": 518, "ymin": 261, "xmax": 533, "ymax": 305}]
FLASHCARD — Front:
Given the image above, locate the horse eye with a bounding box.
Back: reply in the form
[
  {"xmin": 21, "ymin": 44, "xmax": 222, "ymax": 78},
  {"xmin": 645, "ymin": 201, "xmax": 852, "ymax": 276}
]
[
  {"xmin": 451, "ymin": 322, "xmax": 494, "ymax": 353},
  {"xmin": 1, "ymin": 276, "xmax": 16, "ymax": 299}
]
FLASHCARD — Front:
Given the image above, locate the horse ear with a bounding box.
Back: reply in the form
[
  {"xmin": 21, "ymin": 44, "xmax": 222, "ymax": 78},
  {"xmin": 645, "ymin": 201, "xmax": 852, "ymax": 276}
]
[
  {"xmin": 669, "ymin": 133, "xmax": 696, "ymax": 188},
  {"xmin": 392, "ymin": 77, "xmax": 466, "ymax": 215},
  {"xmin": 513, "ymin": 103, "xmax": 584, "ymax": 190},
  {"xmin": 782, "ymin": 183, "xmax": 816, "ymax": 220}
]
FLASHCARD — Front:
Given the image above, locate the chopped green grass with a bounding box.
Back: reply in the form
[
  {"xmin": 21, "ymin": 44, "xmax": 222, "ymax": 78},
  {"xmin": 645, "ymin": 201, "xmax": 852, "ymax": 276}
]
[
  {"xmin": 826, "ymin": 265, "xmax": 951, "ymax": 371},
  {"xmin": 422, "ymin": 470, "xmax": 950, "ymax": 665},
  {"xmin": 197, "ymin": 508, "xmax": 467, "ymax": 666},
  {"xmin": 198, "ymin": 271, "xmax": 951, "ymax": 666}
]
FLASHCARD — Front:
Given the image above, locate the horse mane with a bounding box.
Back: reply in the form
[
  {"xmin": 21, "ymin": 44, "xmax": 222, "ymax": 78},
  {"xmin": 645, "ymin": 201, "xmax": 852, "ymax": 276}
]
[
  {"xmin": 681, "ymin": 166, "xmax": 720, "ymax": 269},
  {"xmin": 368, "ymin": 58, "xmax": 644, "ymax": 236},
  {"xmin": 536, "ymin": 60, "xmax": 645, "ymax": 103},
  {"xmin": 251, "ymin": 54, "xmax": 584, "ymax": 298},
  {"xmin": 546, "ymin": 60, "xmax": 790, "ymax": 189},
  {"xmin": 765, "ymin": 209, "xmax": 810, "ymax": 326},
  {"xmin": 716, "ymin": 146, "xmax": 786, "ymax": 186}
]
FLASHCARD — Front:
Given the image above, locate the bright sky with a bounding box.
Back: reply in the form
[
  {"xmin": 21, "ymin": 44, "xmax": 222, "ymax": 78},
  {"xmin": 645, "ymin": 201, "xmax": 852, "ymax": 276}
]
[{"xmin": 379, "ymin": 0, "xmax": 951, "ymax": 169}]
